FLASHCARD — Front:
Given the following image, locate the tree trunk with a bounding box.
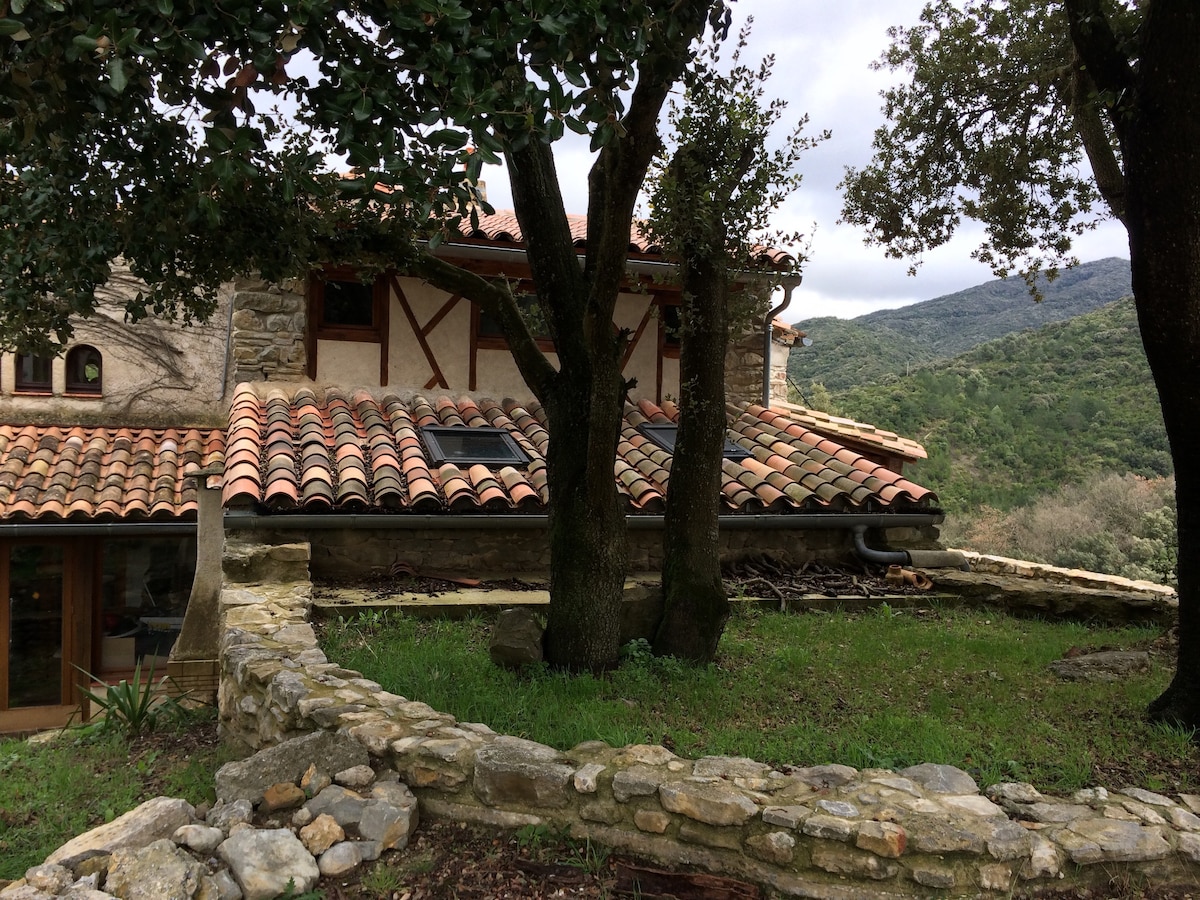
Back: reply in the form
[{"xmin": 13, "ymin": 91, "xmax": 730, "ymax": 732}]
[
  {"xmin": 541, "ymin": 348, "xmax": 630, "ymax": 672},
  {"xmin": 653, "ymin": 253, "xmax": 731, "ymax": 662},
  {"xmin": 1122, "ymin": 1, "xmax": 1200, "ymax": 729}
]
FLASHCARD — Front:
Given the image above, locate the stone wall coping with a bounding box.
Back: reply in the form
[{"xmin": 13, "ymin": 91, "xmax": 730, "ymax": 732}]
[{"xmin": 953, "ymin": 550, "xmax": 1177, "ymax": 599}]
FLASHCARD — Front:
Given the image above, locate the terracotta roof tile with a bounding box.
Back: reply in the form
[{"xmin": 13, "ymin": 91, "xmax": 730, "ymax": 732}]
[
  {"xmin": 220, "ymin": 385, "xmax": 936, "ymax": 517},
  {"xmin": 0, "ymin": 424, "xmax": 223, "ymax": 521},
  {"xmin": 767, "ymin": 402, "xmax": 928, "ymax": 461},
  {"xmin": 452, "ymin": 211, "xmax": 795, "ymax": 268}
]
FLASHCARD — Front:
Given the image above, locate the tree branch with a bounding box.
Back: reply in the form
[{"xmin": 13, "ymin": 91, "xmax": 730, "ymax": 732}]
[
  {"xmin": 1063, "ymin": 0, "xmax": 1135, "ymax": 125},
  {"xmin": 407, "ymin": 250, "xmax": 558, "ymax": 399},
  {"xmin": 1065, "ymin": 47, "xmax": 1127, "ymax": 223},
  {"xmin": 505, "ymin": 138, "xmax": 588, "ymax": 370}
]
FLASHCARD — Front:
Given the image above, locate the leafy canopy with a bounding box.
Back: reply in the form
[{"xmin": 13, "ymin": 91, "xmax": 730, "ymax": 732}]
[
  {"xmin": 840, "ymin": 0, "xmax": 1139, "ymax": 283},
  {"xmin": 0, "ymin": 0, "xmax": 726, "ymax": 351}
]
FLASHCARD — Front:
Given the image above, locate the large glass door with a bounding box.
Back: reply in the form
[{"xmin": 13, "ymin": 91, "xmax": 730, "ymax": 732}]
[{"xmin": 2, "ymin": 544, "xmax": 67, "ymax": 710}]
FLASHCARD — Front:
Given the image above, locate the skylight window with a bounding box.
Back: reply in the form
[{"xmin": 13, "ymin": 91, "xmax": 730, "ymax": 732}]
[
  {"xmin": 420, "ymin": 426, "xmax": 531, "ymax": 467},
  {"xmin": 637, "ymin": 423, "xmax": 752, "ymax": 462}
]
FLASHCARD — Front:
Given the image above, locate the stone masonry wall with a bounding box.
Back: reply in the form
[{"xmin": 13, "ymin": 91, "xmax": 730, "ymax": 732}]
[
  {"xmin": 216, "ymin": 540, "xmax": 1200, "ymax": 898},
  {"xmin": 230, "ymin": 278, "xmax": 308, "ymax": 384},
  {"xmin": 236, "ymin": 523, "xmax": 938, "ymax": 580}
]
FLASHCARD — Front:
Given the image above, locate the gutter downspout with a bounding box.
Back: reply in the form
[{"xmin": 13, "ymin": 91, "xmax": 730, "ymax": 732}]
[
  {"xmin": 852, "ymin": 524, "xmax": 970, "ymax": 571},
  {"xmin": 763, "ymin": 275, "xmax": 803, "ymax": 408}
]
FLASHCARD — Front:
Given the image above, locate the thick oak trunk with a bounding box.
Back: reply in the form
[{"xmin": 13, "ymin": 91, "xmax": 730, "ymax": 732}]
[
  {"xmin": 541, "ymin": 353, "xmax": 629, "ymax": 672},
  {"xmin": 653, "ymin": 254, "xmax": 731, "ymax": 662},
  {"xmin": 1123, "ymin": 1, "xmax": 1200, "ymax": 729}
]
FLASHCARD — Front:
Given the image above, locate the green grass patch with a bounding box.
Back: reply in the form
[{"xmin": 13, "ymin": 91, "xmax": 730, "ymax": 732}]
[
  {"xmin": 319, "ymin": 605, "xmax": 1196, "ymax": 796},
  {"xmin": 0, "ymin": 709, "xmax": 232, "ymax": 879}
]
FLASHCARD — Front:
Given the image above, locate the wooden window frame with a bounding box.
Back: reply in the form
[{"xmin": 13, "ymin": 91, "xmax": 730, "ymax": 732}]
[
  {"xmin": 306, "ymin": 268, "xmax": 390, "ymax": 385},
  {"xmin": 14, "ymin": 352, "xmax": 53, "ymax": 395},
  {"xmin": 309, "ymin": 268, "xmax": 387, "ymax": 343},
  {"xmin": 65, "ymin": 345, "xmax": 103, "ymax": 397},
  {"xmin": 472, "ymin": 293, "xmax": 556, "ymax": 353},
  {"xmin": 657, "ymin": 300, "xmax": 682, "ymax": 361}
]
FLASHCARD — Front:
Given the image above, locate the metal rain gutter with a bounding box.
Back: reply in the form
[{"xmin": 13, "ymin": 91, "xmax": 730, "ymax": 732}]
[
  {"xmin": 223, "ymin": 510, "xmax": 943, "ymax": 532},
  {"xmin": 425, "ymin": 240, "xmax": 786, "ymax": 287},
  {"xmin": 0, "ymin": 522, "xmax": 197, "ymax": 537}
]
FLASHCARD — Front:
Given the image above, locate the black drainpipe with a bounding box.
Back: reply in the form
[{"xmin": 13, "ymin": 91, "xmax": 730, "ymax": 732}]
[{"xmin": 851, "ymin": 524, "xmax": 970, "ymax": 571}]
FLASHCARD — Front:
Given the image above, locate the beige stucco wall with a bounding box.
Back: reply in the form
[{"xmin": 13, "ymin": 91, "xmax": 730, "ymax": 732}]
[
  {"xmin": 309, "ymin": 275, "xmax": 682, "ymax": 401},
  {"xmin": 0, "ymin": 266, "xmax": 232, "ymax": 426}
]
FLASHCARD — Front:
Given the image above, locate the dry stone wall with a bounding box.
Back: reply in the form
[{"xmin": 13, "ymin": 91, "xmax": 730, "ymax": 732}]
[{"xmin": 212, "ymin": 540, "xmax": 1200, "ymax": 897}]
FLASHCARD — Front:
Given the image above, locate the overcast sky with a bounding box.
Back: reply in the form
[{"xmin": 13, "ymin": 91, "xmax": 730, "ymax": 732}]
[{"xmin": 480, "ymin": 0, "xmax": 1131, "ymax": 322}]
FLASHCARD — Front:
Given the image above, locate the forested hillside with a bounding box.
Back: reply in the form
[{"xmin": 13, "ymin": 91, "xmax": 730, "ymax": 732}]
[
  {"xmin": 789, "ymin": 257, "xmax": 1132, "ymax": 392},
  {"xmin": 816, "ymin": 297, "xmax": 1174, "ymax": 585},
  {"xmin": 829, "ymin": 298, "xmax": 1168, "ymax": 512}
]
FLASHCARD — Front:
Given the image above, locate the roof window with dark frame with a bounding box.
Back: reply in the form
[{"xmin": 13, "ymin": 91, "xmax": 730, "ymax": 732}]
[
  {"xmin": 420, "ymin": 425, "xmax": 531, "ymax": 467},
  {"xmin": 65, "ymin": 345, "xmax": 103, "ymax": 396},
  {"xmin": 637, "ymin": 423, "xmax": 752, "ymax": 462},
  {"xmin": 14, "ymin": 352, "xmax": 53, "ymax": 394}
]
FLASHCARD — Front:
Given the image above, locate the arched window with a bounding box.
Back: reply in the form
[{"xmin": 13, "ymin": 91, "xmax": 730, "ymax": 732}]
[
  {"xmin": 14, "ymin": 353, "xmax": 52, "ymax": 393},
  {"xmin": 65, "ymin": 345, "xmax": 102, "ymax": 395}
]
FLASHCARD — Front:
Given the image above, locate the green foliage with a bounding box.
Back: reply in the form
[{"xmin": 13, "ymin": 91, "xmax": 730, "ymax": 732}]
[
  {"xmin": 318, "ymin": 609, "xmax": 1196, "ymax": 795},
  {"xmin": 644, "ymin": 19, "xmax": 818, "ymax": 290},
  {"xmin": 75, "ymin": 662, "xmax": 188, "ymax": 737},
  {"xmin": 832, "ymin": 298, "xmax": 1166, "ymax": 513},
  {"xmin": 840, "ymin": 0, "xmax": 1138, "ymax": 280},
  {"xmin": 788, "ymin": 257, "xmax": 1131, "ymax": 393},
  {"xmin": 0, "ymin": 0, "xmax": 726, "ymax": 349},
  {"xmin": 943, "ymin": 473, "xmax": 1177, "ymax": 586}
]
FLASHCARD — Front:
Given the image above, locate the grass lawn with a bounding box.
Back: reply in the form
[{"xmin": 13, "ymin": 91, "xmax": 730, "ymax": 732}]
[
  {"xmin": 319, "ymin": 603, "xmax": 1197, "ymax": 796},
  {"xmin": 0, "ymin": 710, "xmax": 232, "ymax": 879}
]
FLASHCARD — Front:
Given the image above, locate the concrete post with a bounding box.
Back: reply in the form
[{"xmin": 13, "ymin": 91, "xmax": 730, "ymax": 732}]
[{"xmin": 172, "ymin": 466, "xmax": 224, "ymax": 662}]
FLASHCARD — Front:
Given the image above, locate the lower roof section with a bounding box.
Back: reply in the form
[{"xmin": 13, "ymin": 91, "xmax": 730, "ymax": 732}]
[
  {"xmin": 223, "ymin": 384, "xmax": 938, "ymax": 517},
  {"xmin": 0, "ymin": 424, "xmax": 224, "ymax": 522}
]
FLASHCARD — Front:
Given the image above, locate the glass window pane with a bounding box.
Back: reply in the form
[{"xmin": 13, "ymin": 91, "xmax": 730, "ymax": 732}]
[
  {"xmin": 99, "ymin": 537, "xmax": 196, "ymax": 673},
  {"xmin": 322, "ymin": 280, "xmax": 375, "ymax": 327},
  {"xmin": 66, "ymin": 346, "xmax": 102, "ymax": 394},
  {"xmin": 7, "ymin": 544, "xmax": 64, "ymax": 707},
  {"xmin": 15, "ymin": 354, "xmax": 52, "ymax": 392}
]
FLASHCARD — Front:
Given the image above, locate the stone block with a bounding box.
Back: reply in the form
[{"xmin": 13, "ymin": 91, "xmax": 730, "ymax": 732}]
[
  {"xmin": 855, "ymin": 820, "xmax": 906, "ymax": 858},
  {"xmin": 658, "ymin": 781, "xmax": 758, "ymax": 827},
  {"xmin": 745, "ymin": 831, "xmax": 795, "ymax": 865},
  {"xmin": 473, "ymin": 736, "xmax": 574, "ymax": 809},
  {"xmin": 810, "ymin": 842, "xmax": 899, "ymax": 880},
  {"xmin": 634, "ymin": 809, "xmax": 672, "ymax": 834}
]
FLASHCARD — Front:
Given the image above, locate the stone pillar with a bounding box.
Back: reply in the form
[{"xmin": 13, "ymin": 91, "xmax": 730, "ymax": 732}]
[{"xmin": 169, "ymin": 466, "xmax": 225, "ymax": 698}]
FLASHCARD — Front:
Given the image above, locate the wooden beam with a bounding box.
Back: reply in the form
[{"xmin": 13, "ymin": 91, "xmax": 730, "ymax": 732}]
[{"xmin": 390, "ymin": 275, "xmax": 449, "ymax": 390}]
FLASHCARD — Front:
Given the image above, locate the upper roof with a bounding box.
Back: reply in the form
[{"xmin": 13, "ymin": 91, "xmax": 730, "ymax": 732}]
[
  {"xmin": 0, "ymin": 425, "xmax": 223, "ymax": 521},
  {"xmin": 448, "ymin": 209, "xmax": 796, "ymax": 268},
  {"xmin": 222, "ymin": 384, "xmax": 936, "ymax": 515},
  {"xmin": 771, "ymin": 401, "xmax": 928, "ymax": 462}
]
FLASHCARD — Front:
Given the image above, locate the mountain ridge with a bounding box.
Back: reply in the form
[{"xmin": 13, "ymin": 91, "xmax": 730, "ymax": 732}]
[{"xmin": 789, "ymin": 257, "xmax": 1132, "ymax": 393}]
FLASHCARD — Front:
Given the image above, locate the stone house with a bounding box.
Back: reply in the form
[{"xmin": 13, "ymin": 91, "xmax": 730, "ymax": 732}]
[{"xmin": 0, "ymin": 209, "xmax": 938, "ymax": 733}]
